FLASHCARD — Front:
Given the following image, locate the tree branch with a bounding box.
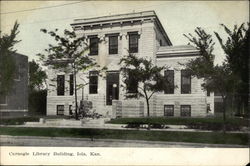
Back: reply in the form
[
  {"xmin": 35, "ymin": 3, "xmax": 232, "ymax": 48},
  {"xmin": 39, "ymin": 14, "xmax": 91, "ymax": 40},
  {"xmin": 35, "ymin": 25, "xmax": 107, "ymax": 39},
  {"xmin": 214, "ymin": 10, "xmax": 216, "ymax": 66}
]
[{"xmin": 148, "ymin": 91, "xmax": 155, "ymax": 100}]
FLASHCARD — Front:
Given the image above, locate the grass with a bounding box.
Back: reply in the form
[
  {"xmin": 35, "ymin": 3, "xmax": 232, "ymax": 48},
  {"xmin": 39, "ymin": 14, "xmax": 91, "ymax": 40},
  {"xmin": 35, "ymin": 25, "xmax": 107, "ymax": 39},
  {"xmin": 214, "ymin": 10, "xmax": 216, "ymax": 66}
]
[
  {"xmin": 107, "ymin": 117, "xmax": 249, "ymax": 126},
  {"xmin": 0, "ymin": 127, "xmax": 249, "ymax": 145}
]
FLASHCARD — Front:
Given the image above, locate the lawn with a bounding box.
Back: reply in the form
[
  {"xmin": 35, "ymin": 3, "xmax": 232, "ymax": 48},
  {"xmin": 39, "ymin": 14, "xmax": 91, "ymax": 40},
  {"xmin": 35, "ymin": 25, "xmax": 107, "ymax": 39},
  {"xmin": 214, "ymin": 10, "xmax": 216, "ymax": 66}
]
[
  {"xmin": 0, "ymin": 127, "xmax": 249, "ymax": 145},
  {"xmin": 107, "ymin": 117, "xmax": 248, "ymax": 126},
  {"xmin": 107, "ymin": 117, "xmax": 249, "ymax": 131},
  {"xmin": 0, "ymin": 117, "xmax": 40, "ymax": 125}
]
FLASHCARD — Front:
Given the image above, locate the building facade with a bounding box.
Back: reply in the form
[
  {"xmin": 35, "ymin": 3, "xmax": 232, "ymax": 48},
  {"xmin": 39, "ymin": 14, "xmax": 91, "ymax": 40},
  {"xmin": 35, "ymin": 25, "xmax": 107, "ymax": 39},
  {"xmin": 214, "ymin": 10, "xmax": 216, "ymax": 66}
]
[
  {"xmin": 46, "ymin": 11, "xmax": 214, "ymax": 118},
  {"xmin": 0, "ymin": 53, "xmax": 29, "ymax": 118}
]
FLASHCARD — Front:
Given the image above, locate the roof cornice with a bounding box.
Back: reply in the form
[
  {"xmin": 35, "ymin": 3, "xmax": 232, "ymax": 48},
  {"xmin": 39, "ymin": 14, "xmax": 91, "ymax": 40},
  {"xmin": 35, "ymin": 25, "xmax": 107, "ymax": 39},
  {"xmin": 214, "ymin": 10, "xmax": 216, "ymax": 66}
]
[{"xmin": 70, "ymin": 11, "xmax": 172, "ymax": 45}]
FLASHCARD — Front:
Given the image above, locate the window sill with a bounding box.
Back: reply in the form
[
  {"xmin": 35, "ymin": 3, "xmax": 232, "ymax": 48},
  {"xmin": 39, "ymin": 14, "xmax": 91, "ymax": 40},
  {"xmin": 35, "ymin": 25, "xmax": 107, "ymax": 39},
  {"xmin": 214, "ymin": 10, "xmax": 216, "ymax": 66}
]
[{"xmin": 129, "ymin": 52, "xmax": 139, "ymax": 54}]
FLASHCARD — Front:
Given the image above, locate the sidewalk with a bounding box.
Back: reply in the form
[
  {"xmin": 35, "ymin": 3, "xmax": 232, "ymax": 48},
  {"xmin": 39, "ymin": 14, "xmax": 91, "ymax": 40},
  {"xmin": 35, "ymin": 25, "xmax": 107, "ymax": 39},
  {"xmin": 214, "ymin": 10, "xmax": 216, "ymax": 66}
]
[
  {"xmin": 0, "ymin": 135, "xmax": 248, "ymax": 147},
  {"xmin": 1, "ymin": 118, "xmax": 248, "ymax": 134}
]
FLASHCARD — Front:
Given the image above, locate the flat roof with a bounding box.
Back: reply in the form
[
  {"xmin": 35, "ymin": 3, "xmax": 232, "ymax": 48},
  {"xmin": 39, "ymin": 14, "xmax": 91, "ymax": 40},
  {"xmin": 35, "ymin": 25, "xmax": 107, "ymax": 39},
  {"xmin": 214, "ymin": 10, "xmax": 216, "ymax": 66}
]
[
  {"xmin": 71, "ymin": 10, "xmax": 172, "ymax": 45},
  {"xmin": 72, "ymin": 11, "xmax": 156, "ymax": 24},
  {"xmin": 157, "ymin": 45, "xmax": 199, "ymax": 58}
]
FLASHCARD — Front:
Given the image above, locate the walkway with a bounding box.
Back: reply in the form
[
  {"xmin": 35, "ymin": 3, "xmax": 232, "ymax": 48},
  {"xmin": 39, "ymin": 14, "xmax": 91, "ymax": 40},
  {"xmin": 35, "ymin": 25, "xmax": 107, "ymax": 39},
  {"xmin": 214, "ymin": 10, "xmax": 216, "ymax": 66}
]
[
  {"xmin": 2, "ymin": 118, "xmax": 248, "ymax": 134},
  {"xmin": 0, "ymin": 135, "xmax": 247, "ymax": 147}
]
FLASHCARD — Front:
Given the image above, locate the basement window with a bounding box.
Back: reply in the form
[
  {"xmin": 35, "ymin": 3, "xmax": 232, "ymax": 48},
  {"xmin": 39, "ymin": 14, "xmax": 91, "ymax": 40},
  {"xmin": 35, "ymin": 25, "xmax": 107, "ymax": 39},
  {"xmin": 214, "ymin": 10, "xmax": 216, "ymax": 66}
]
[
  {"xmin": 180, "ymin": 105, "xmax": 191, "ymax": 117},
  {"xmin": 57, "ymin": 105, "xmax": 64, "ymax": 115},
  {"xmin": 164, "ymin": 105, "xmax": 174, "ymax": 116}
]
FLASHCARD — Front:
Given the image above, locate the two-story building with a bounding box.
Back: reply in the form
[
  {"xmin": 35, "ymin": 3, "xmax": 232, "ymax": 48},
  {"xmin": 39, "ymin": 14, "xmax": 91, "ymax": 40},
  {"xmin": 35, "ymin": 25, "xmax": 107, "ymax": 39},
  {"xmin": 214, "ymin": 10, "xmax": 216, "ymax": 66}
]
[
  {"xmin": 0, "ymin": 53, "xmax": 29, "ymax": 118},
  {"xmin": 46, "ymin": 11, "xmax": 214, "ymax": 118}
]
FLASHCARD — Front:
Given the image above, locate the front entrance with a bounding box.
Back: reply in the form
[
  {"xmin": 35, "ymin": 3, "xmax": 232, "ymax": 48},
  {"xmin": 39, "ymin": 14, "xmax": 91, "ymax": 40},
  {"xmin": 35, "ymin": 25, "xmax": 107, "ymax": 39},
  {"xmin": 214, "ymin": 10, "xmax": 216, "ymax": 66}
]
[{"xmin": 106, "ymin": 71, "xmax": 119, "ymax": 105}]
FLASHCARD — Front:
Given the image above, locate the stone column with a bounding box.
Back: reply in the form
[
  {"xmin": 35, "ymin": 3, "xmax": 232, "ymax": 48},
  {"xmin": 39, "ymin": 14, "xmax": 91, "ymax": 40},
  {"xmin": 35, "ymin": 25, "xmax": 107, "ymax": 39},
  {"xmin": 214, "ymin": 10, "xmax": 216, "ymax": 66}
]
[
  {"xmin": 121, "ymin": 32, "xmax": 128, "ymax": 56},
  {"xmin": 98, "ymin": 34, "xmax": 107, "ymax": 68}
]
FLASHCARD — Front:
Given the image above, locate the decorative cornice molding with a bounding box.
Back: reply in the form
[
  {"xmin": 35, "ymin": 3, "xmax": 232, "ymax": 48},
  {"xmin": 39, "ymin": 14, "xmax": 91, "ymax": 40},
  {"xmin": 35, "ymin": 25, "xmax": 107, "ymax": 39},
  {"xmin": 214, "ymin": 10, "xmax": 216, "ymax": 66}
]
[
  {"xmin": 71, "ymin": 11, "xmax": 172, "ymax": 46},
  {"xmin": 156, "ymin": 52, "xmax": 200, "ymax": 59}
]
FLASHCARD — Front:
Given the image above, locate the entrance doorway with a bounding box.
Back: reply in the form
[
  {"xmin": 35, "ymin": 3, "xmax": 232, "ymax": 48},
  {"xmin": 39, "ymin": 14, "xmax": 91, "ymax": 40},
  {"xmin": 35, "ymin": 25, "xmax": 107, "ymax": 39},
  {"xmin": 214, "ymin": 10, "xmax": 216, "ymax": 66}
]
[{"xmin": 106, "ymin": 71, "xmax": 119, "ymax": 105}]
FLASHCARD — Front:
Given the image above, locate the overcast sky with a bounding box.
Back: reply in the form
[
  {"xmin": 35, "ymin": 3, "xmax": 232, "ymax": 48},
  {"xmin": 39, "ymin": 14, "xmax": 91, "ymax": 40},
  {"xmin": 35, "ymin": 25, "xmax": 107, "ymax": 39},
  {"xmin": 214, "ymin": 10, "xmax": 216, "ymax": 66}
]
[{"xmin": 1, "ymin": 1, "xmax": 249, "ymax": 64}]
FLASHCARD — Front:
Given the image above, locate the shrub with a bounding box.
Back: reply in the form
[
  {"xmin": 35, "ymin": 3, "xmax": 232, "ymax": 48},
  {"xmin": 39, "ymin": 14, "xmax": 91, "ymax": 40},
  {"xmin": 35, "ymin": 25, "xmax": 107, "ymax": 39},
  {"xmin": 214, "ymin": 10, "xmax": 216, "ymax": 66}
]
[
  {"xmin": 28, "ymin": 90, "xmax": 47, "ymax": 115},
  {"xmin": 124, "ymin": 122, "xmax": 168, "ymax": 129}
]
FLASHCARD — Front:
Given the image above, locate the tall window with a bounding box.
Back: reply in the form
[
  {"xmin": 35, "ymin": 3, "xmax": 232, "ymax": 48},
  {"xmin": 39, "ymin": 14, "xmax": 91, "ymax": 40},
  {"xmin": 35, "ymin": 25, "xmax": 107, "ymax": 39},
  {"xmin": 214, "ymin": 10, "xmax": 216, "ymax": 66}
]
[
  {"xmin": 69, "ymin": 74, "xmax": 74, "ymax": 95},
  {"xmin": 57, "ymin": 75, "xmax": 65, "ymax": 96},
  {"xmin": 129, "ymin": 32, "xmax": 139, "ymax": 53},
  {"xmin": 127, "ymin": 71, "xmax": 138, "ymax": 93},
  {"xmin": 164, "ymin": 105, "xmax": 174, "ymax": 116},
  {"xmin": 164, "ymin": 70, "xmax": 174, "ymax": 94},
  {"xmin": 109, "ymin": 35, "xmax": 118, "ymax": 54},
  {"xmin": 69, "ymin": 105, "xmax": 72, "ymax": 115},
  {"xmin": 207, "ymin": 89, "xmax": 210, "ymax": 96},
  {"xmin": 57, "ymin": 105, "xmax": 64, "ymax": 115},
  {"xmin": 181, "ymin": 70, "xmax": 191, "ymax": 94},
  {"xmin": 89, "ymin": 36, "xmax": 99, "ymax": 55},
  {"xmin": 89, "ymin": 71, "xmax": 98, "ymax": 94},
  {"xmin": 207, "ymin": 104, "xmax": 211, "ymax": 113},
  {"xmin": 180, "ymin": 105, "xmax": 191, "ymax": 117}
]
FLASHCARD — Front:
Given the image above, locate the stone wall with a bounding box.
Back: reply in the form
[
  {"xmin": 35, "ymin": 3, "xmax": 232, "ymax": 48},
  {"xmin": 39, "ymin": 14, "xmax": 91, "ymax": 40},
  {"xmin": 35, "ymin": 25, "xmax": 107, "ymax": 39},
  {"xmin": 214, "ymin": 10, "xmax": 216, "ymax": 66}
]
[
  {"xmin": 112, "ymin": 100, "xmax": 144, "ymax": 118},
  {"xmin": 154, "ymin": 95, "xmax": 207, "ymax": 117}
]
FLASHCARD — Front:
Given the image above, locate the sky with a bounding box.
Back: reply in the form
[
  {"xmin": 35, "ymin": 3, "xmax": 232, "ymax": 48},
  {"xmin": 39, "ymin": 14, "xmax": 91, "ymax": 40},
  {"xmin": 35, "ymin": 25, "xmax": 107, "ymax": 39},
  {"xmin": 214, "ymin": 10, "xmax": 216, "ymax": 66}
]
[{"xmin": 1, "ymin": 1, "xmax": 249, "ymax": 65}]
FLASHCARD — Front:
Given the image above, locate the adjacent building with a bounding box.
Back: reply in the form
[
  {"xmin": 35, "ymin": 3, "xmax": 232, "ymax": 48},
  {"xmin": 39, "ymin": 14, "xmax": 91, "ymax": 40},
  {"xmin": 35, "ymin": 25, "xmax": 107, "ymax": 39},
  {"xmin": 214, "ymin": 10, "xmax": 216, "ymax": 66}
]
[
  {"xmin": 46, "ymin": 11, "xmax": 214, "ymax": 118},
  {"xmin": 0, "ymin": 53, "xmax": 29, "ymax": 117}
]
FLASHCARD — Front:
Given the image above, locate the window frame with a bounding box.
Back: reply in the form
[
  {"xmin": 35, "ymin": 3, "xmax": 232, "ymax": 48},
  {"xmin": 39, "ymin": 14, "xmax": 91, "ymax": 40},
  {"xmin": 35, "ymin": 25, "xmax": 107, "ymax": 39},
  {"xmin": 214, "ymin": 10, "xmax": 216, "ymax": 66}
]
[
  {"xmin": 207, "ymin": 104, "xmax": 211, "ymax": 113},
  {"xmin": 127, "ymin": 71, "xmax": 138, "ymax": 93},
  {"xmin": 89, "ymin": 36, "xmax": 99, "ymax": 55},
  {"xmin": 181, "ymin": 70, "xmax": 191, "ymax": 94},
  {"xmin": 180, "ymin": 105, "xmax": 191, "ymax": 117},
  {"xmin": 207, "ymin": 89, "xmax": 210, "ymax": 96},
  {"xmin": 69, "ymin": 105, "xmax": 73, "ymax": 115},
  {"xmin": 69, "ymin": 74, "xmax": 74, "ymax": 96},
  {"xmin": 164, "ymin": 105, "xmax": 174, "ymax": 117},
  {"xmin": 57, "ymin": 75, "xmax": 65, "ymax": 96},
  {"xmin": 128, "ymin": 32, "xmax": 139, "ymax": 53},
  {"xmin": 89, "ymin": 71, "xmax": 98, "ymax": 94},
  {"xmin": 164, "ymin": 70, "xmax": 174, "ymax": 94},
  {"xmin": 57, "ymin": 105, "xmax": 64, "ymax": 115},
  {"xmin": 109, "ymin": 35, "xmax": 118, "ymax": 54}
]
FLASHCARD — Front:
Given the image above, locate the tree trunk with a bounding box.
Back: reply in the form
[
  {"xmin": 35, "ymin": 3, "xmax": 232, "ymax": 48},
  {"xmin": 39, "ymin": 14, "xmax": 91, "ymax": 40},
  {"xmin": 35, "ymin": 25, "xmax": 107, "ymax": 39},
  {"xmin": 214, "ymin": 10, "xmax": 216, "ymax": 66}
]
[
  {"xmin": 146, "ymin": 97, "xmax": 150, "ymax": 117},
  {"xmin": 73, "ymin": 67, "xmax": 78, "ymax": 120}
]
